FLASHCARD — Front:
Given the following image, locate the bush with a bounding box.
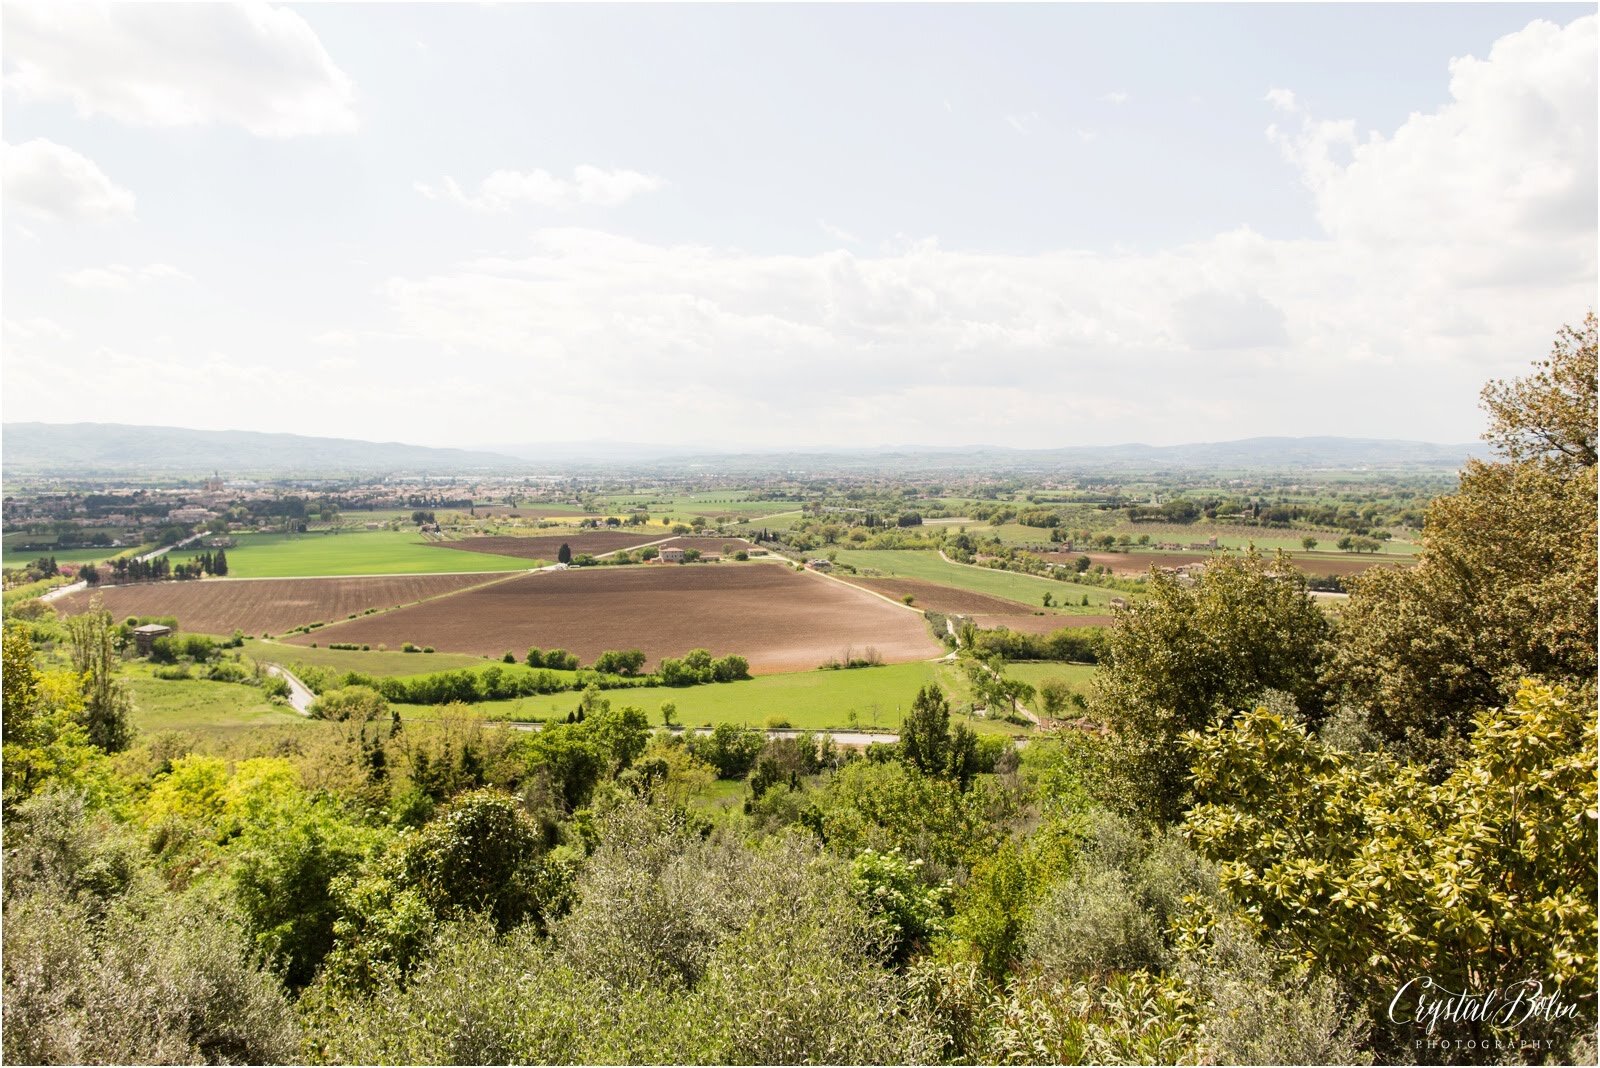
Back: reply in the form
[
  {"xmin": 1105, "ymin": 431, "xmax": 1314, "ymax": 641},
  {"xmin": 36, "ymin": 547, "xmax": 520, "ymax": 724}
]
[
  {"xmin": 201, "ymin": 661, "xmax": 251, "ymax": 684},
  {"xmin": 307, "ymin": 686, "xmax": 391, "ymax": 723},
  {"xmin": 2, "ymin": 889, "xmax": 299, "ymax": 1064}
]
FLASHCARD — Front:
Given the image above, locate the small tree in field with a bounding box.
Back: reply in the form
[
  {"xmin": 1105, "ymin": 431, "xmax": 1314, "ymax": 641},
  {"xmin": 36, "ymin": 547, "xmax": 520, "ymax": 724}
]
[
  {"xmin": 1300, "ymin": 536, "xmax": 1317, "ymax": 551},
  {"xmin": 557, "ymin": 543, "xmax": 572, "ymax": 565}
]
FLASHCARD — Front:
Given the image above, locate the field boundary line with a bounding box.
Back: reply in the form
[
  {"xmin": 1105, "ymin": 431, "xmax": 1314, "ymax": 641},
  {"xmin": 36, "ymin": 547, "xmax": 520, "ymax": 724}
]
[
  {"xmin": 268, "ymin": 569, "xmax": 531, "ymax": 638},
  {"xmin": 180, "ymin": 569, "xmax": 528, "ymax": 582},
  {"xmin": 934, "ymin": 548, "xmax": 1132, "ymax": 615}
]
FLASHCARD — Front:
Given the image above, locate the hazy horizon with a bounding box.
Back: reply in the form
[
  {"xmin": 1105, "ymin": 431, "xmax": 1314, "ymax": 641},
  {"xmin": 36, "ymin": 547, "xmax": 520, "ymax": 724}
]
[{"xmin": 3, "ymin": 3, "xmax": 1595, "ymax": 450}]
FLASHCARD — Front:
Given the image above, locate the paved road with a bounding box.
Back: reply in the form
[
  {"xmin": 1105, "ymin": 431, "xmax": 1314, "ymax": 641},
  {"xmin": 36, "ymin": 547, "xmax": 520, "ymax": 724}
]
[
  {"xmin": 40, "ymin": 580, "xmax": 87, "ymax": 602},
  {"xmin": 136, "ymin": 533, "xmax": 206, "ymax": 563},
  {"xmin": 264, "ymin": 664, "xmax": 316, "ymax": 715}
]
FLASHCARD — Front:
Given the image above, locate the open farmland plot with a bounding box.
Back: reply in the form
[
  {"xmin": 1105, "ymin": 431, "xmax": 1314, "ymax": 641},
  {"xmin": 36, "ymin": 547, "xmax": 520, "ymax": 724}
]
[
  {"xmin": 54, "ymin": 573, "xmax": 516, "ymax": 637},
  {"xmin": 1037, "ymin": 549, "xmax": 1414, "ymax": 579},
  {"xmin": 221, "ymin": 530, "xmax": 535, "ymax": 577},
  {"xmin": 425, "ymin": 531, "xmax": 660, "ymax": 561},
  {"xmin": 1103, "ymin": 522, "xmax": 1420, "ymax": 556},
  {"xmin": 416, "ymin": 659, "xmax": 1029, "ymax": 737},
  {"xmin": 830, "ymin": 549, "xmax": 1128, "ymax": 611},
  {"xmin": 280, "ymin": 562, "xmax": 943, "ymax": 674},
  {"xmin": 654, "ymin": 536, "xmax": 758, "ymax": 554},
  {"xmin": 836, "ymin": 575, "xmax": 1108, "ymax": 633}
]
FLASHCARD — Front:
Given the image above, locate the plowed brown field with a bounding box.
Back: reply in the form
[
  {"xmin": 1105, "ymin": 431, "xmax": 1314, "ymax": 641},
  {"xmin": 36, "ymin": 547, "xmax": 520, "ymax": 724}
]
[
  {"xmin": 281, "ymin": 562, "xmax": 941, "ymax": 674},
  {"xmin": 54, "ymin": 573, "xmax": 516, "ymax": 636},
  {"xmin": 426, "ymin": 532, "xmax": 659, "ymax": 561}
]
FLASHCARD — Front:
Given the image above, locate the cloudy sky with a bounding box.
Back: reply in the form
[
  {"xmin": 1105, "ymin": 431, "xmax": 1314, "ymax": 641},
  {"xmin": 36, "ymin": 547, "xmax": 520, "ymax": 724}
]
[{"xmin": 3, "ymin": 3, "xmax": 1594, "ymax": 451}]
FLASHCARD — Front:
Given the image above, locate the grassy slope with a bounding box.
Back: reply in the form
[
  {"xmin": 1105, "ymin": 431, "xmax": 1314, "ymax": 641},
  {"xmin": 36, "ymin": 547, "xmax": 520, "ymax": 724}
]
[
  {"xmin": 829, "ymin": 549, "xmax": 1128, "ymax": 610},
  {"xmin": 221, "ymin": 530, "xmax": 533, "ymax": 577},
  {"xmin": 400, "ymin": 660, "xmax": 1029, "ymax": 736},
  {"xmin": 126, "ymin": 666, "xmax": 307, "ymax": 734},
  {"xmin": 242, "ymin": 639, "xmax": 491, "ymax": 676}
]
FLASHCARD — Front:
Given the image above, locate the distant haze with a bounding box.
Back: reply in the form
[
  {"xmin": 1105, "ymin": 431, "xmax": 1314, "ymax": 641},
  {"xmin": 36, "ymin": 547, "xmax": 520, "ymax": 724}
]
[
  {"xmin": 2, "ymin": 422, "xmax": 1485, "ymax": 478},
  {"xmin": 2, "ymin": 4, "xmax": 1593, "ymax": 448}
]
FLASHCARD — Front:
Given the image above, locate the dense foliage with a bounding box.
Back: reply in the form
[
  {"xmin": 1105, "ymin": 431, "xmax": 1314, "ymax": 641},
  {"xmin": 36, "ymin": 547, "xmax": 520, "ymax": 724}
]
[{"xmin": 2, "ymin": 320, "xmax": 1594, "ymax": 1065}]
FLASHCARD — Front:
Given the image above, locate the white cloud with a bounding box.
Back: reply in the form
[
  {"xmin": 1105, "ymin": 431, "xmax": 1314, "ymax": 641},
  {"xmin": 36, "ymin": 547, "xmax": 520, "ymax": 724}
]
[
  {"xmin": 417, "ymin": 165, "xmax": 663, "ymax": 211},
  {"xmin": 358, "ymin": 17, "xmax": 1594, "ymax": 446},
  {"xmin": 1268, "ymin": 15, "xmax": 1596, "ymax": 274},
  {"xmin": 3, "ymin": 0, "xmax": 357, "ymax": 137},
  {"xmin": 1100, "ymin": 90, "xmax": 1130, "ymax": 105},
  {"xmin": 62, "ymin": 263, "xmax": 193, "ymax": 289},
  {"xmin": 1004, "ymin": 111, "xmax": 1040, "ymax": 135},
  {"xmin": 2, "ymin": 139, "xmax": 135, "ymax": 221},
  {"xmin": 3, "ymin": 317, "xmax": 73, "ymax": 343},
  {"xmin": 818, "ymin": 219, "xmax": 860, "ymax": 245}
]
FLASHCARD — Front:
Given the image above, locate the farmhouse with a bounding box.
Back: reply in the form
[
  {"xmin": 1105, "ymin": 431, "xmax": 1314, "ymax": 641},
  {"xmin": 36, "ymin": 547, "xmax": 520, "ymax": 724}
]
[
  {"xmin": 659, "ymin": 547, "xmax": 686, "ymax": 563},
  {"xmin": 132, "ymin": 623, "xmax": 173, "ymax": 656}
]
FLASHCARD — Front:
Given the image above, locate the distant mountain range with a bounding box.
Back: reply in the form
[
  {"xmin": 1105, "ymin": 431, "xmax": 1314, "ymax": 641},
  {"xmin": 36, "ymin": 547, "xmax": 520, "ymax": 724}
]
[
  {"xmin": 2, "ymin": 423, "xmax": 526, "ymax": 478},
  {"xmin": 494, "ymin": 436, "xmax": 1487, "ymax": 475},
  {"xmin": 2, "ymin": 423, "xmax": 1485, "ymax": 478}
]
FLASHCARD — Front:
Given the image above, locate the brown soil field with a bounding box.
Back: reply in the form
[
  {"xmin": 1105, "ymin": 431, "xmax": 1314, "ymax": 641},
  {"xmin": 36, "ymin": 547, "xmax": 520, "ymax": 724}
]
[
  {"xmin": 426, "ymin": 531, "xmax": 658, "ymax": 561},
  {"xmin": 281, "ymin": 563, "xmax": 942, "ymax": 674},
  {"xmin": 1036, "ymin": 550, "xmax": 1412, "ymax": 579},
  {"xmin": 54, "ymin": 573, "xmax": 515, "ymax": 637}
]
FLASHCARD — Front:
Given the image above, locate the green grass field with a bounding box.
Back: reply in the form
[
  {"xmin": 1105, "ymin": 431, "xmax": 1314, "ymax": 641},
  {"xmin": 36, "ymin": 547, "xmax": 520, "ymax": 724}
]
[
  {"xmin": 398, "ymin": 660, "xmax": 1028, "ymax": 736},
  {"xmin": 2, "ymin": 545, "xmax": 134, "ymax": 569},
  {"xmin": 125, "ymin": 665, "xmax": 308, "ymax": 735},
  {"xmin": 829, "ymin": 549, "xmax": 1128, "ymax": 611},
  {"xmin": 220, "ymin": 530, "xmax": 534, "ymax": 577},
  {"xmin": 241, "ymin": 639, "xmax": 492, "ymax": 676},
  {"xmin": 1103, "ymin": 524, "xmax": 1419, "ymax": 557}
]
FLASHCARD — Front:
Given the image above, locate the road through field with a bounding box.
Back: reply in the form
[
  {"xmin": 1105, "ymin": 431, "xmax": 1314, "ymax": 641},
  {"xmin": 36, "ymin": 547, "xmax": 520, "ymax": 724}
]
[{"xmin": 265, "ymin": 665, "xmax": 316, "ymax": 715}]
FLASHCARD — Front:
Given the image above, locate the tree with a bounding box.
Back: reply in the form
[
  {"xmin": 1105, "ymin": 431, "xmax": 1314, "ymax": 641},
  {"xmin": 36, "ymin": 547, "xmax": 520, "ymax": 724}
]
[
  {"xmin": 1300, "ymin": 536, "xmax": 1318, "ymax": 551},
  {"xmin": 557, "ymin": 543, "xmax": 572, "ymax": 565},
  {"xmin": 898, "ymin": 684, "xmax": 950, "ymax": 777},
  {"xmin": 212, "ymin": 548, "xmax": 228, "ymax": 575},
  {"xmin": 398, "ymin": 789, "xmax": 548, "ymax": 931},
  {"xmin": 1089, "ymin": 552, "xmax": 1330, "ymax": 823},
  {"xmin": 1331, "ymin": 318, "xmax": 1598, "ymax": 768},
  {"xmin": 659, "ymin": 702, "xmax": 677, "ymax": 729},
  {"xmin": 64, "ymin": 603, "xmax": 134, "ymax": 753},
  {"xmin": 1479, "ymin": 311, "xmax": 1597, "ymax": 472},
  {"xmin": 308, "ymin": 685, "xmax": 391, "ymax": 723},
  {"xmin": 594, "ymin": 649, "xmax": 647, "ymax": 676},
  {"xmin": 1037, "ymin": 676, "xmax": 1075, "ymax": 718},
  {"xmin": 1185, "ymin": 681, "xmax": 1596, "ymax": 1058}
]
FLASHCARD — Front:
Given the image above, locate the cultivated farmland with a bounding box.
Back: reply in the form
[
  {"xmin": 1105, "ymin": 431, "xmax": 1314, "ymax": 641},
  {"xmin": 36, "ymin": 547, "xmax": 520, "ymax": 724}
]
[
  {"xmin": 836, "ymin": 575, "xmax": 1107, "ymax": 633},
  {"xmin": 55, "ymin": 572, "xmax": 516, "ymax": 636},
  {"xmin": 447, "ymin": 660, "xmax": 1026, "ymax": 736},
  {"xmin": 1037, "ymin": 549, "xmax": 1415, "ymax": 579},
  {"xmin": 829, "ymin": 549, "xmax": 1128, "ymax": 610},
  {"xmin": 425, "ymin": 531, "xmax": 663, "ymax": 561},
  {"xmin": 280, "ymin": 561, "xmax": 943, "ymax": 673},
  {"xmin": 221, "ymin": 529, "xmax": 534, "ymax": 577}
]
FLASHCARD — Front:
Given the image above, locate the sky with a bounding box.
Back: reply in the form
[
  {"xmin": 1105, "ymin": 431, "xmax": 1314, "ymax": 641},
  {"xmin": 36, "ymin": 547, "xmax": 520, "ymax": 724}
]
[{"xmin": 2, "ymin": 2, "xmax": 1595, "ymax": 452}]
